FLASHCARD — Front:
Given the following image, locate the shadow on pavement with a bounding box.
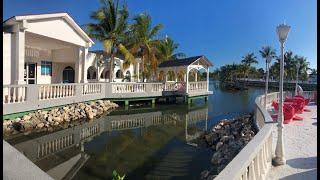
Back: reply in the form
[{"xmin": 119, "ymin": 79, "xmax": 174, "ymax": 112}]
[
  {"xmin": 280, "ymin": 169, "xmax": 317, "ymax": 180},
  {"xmin": 286, "ymin": 156, "xmax": 317, "ymax": 169}
]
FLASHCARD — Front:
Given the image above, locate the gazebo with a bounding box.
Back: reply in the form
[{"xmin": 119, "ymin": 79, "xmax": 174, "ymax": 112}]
[{"xmin": 157, "ymin": 55, "xmax": 213, "ymax": 93}]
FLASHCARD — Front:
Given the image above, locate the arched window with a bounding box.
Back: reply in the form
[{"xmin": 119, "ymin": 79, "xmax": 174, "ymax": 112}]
[
  {"xmin": 62, "ymin": 66, "xmax": 75, "ymax": 83},
  {"xmin": 87, "ymin": 66, "xmax": 97, "ymax": 80},
  {"xmin": 116, "ymin": 70, "xmax": 122, "ymax": 78},
  {"xmin": 100, "ymin": 68, "xmax": 110, "ymax": 79}
]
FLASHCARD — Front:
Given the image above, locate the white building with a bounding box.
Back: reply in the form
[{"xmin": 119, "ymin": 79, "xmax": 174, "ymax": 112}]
[{"xmin": 3, "ymin": 13, "xmax": 139, "ymax": 85}]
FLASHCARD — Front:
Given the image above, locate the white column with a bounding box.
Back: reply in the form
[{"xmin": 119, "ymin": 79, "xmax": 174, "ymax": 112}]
[
  {"xmin": 207, "ymin": 67, "xmax": 210, "ymax": 91},
  {"xmin": 186, "ymin": 67, "xmax": 189, "ymax": 93},
  {"xmin": 13, "ymin": 24, "xmax": 27, "ymax": 84},
  {"xmin": 81, "ymin": 47, "xmax": 88, "ymax": 83},
  {"xmin": 136, "ymin": 63, "xmax": 140, "ymax": 82},
  {"xmin": 195, "ymin": 71, "xmax": 198, "ymax": 82},
  {"xmin": 184, "ymin": 73, "xmax": 187, "ymax": 82}
]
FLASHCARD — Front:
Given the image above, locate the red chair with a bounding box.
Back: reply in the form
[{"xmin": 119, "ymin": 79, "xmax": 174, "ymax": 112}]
[
  {"xmin": 284, "ymin": 97, "xmax": 305, "ymax": 113},
  {"xmin": 292, "ymin": 95, "xmax": 311, "ymax": 112},
  {"xmin": 271, "ymin": 101, "xmax": 303, "ymax": 122}
]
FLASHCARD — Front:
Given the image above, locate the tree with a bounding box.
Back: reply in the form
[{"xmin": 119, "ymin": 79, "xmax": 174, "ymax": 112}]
[
  {"xmin": 157, "ymin": 36, "xmax": 185, "ymax": 62},
  {"xmin": 294, "ymin": 55, "xmax": 310, "ymax": 81},
  {"xmin": 128, "ymin": 13, "xmax": 163, "ymax": 81},
  {"xmin": 259, "ymin": 46, "xmax": 276, "ymax": 79},
  {"xmin": 85, "ymin": 0, "xmax": 135, "ymax": 81},
  {"xmin": 241, "ymin": 53, "xmax": 258, "ymax": 78}
]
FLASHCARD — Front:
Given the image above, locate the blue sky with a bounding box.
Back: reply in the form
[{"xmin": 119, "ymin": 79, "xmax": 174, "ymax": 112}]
[{"xmin": 4, "ymin": 0, "xmax": 317, "ymax": 70}]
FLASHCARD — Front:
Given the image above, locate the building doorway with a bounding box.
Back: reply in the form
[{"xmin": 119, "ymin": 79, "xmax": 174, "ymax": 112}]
[
  {"xmin": 24, "ymin": 63, "xmax": 37, "ymax": 84},
  {"xmin": 62, "ymin": 66, "xmax": 75, "ymax": 83}
]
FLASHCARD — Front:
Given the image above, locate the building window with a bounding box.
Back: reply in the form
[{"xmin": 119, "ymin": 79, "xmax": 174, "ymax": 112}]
[{"xmin": 41, "ymin": 61, "xmax": 52, "ymax": 76}]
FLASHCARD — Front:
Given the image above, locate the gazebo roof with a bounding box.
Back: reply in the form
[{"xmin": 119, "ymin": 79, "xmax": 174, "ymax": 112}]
[{"xmin": 158, "ymin": 55, "xmax": 213, "ymax": 68}]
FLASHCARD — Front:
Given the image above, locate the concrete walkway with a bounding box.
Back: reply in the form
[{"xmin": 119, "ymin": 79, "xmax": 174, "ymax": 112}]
[
  {"xmin": 3, "ymin": 140, "xmax": 53, "ymax": 180},
  {"xmin": 267, "ymin": 103, "xmax": 317, "ymax": 180}
]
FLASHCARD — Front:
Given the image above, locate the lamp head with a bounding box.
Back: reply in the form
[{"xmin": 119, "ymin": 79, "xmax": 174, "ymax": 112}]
[{"xmin": 276, "ymin": 23, "xmax": 291, "ymax": 43}]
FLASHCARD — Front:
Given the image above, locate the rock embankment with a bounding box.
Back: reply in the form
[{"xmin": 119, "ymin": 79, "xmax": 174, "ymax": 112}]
[
  {"xmin": 3, "ymin": 100, "xmax": 118, "ymax": 135},
  {"xmin": 199, "ymin": 114, "xmax": 257, "ymax": 180}
]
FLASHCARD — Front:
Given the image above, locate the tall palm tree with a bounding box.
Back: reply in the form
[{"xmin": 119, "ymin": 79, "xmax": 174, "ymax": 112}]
[
  {"xmin": 157, "ymin": 36, "xmax": 185, "ymax": 62},
  {"xmin": 241, "ymin": 53, "xmax": 258, "ymax": 78},
  {"xmin": 128, "ymin": 13, "xmax": 163, "ymax": 81},
  {"xmin": 85, "ymin": 0, "xmax": 135, "ymax": 81},
  {"xmin": 259, "ymin": 46, "xmax": 276, "ymax": 78},
  {"xmin": 294, "ymin": 55, "xmax": 310, "ymax": 81}
]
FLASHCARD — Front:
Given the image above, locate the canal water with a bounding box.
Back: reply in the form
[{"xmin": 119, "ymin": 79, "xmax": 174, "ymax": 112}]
[{"xmin": 5, "ymin": 80, "xmax": 265, "ymax": 180}]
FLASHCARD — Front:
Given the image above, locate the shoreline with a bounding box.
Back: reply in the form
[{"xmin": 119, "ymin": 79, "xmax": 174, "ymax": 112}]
[{"xmin": 3, "ymin": 100, "xmax": 119, "ymax": 136}]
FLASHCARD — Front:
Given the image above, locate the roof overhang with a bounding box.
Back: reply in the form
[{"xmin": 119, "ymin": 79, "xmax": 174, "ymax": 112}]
[{"xmin": 3, "ymin": 13, "xmax": 94, "ymax": 46}]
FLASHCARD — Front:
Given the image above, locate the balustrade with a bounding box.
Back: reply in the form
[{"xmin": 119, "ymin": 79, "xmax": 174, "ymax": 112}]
[
  {"xmin": 39, "ymin": 84, "xmax": 75, "ymax": 100},
  {"xmin": 111, "ymin": 83, "xmax": 146, "ymax": 93},
  {"xmin": 82, "ymin": 83, "xmax": 102, "ymax": 95},
  {"xmin": 188, "ymin": 81, "xmax": 207, "ymax": 92},
  {"xmin": 3, "ymin": 85, "xmax": 27, "ymax": 104}
]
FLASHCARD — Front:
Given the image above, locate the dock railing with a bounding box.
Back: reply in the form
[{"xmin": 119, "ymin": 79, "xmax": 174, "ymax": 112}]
[{"xmin": 3, "ymin": 81, "xmax": 212, "ymax": 115}]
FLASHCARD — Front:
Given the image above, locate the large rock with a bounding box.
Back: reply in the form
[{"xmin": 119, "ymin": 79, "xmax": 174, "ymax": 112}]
[
  {"xmin": 22, "ymin": 115, "xmax": 31, "ymax": 121},
  {"xmin": 211, "ymin": 151, "xmax": 222, "ymax": 165},
  {"xmin": 215, "ymin": 141, "xmax": 223, "ymax": 151},
  {"xmin": 53, "ymin": 117, "xmax": 62, "ymax": 122},
  {"xmin": 37, "ymin": 123, "xmax": 44, "ymax": 128},
  {"xmin": 200, "ymin": 170, "xmax": 210, "ymax": 180}
]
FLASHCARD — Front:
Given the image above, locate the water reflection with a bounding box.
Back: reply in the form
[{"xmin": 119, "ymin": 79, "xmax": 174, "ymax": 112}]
[
  {"xmin": 6, "ymin": 80, "xmax": 265, "ymax": 179},
  {"xmin": 7, "ymin": 104, "xmax": 210, "ymax": 180}
]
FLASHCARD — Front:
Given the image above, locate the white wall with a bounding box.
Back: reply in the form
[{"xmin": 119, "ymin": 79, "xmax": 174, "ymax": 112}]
[
  {"xmin": 3, "ymin": 32, "xmax": 12, "ymax": 85},
  {"xmin": 26, "ymin": 18, "xmax": 88, "ymax": 47}
]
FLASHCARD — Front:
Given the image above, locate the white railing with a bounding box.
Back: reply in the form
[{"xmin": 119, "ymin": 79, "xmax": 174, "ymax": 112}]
[
  {"xmin": 3, "ymin": 81, "xmax": 211, "ymax": 114},
  {"xmin": 215, "ymin": 92, "xmax": 276, "ymax": 180},
  {"xmin": 152, "ymin": 83, "xmax": 164, "ymax": 92},
  {"xmin": 82, "ymin": 83, "xmax": 102, "ymax": 95},
  {"xmin": 3, "ymin": 85, "xmax": 27, "ymax": 104},
  {"xmin": 236, "ymin": 78, "xmax": 317, "ymax": 84},
  {"xmin": 38, "ymin": 134, "xmax": 73, "ymax": 158},
  {"xmin": 188, "ymin": 81, "xmax": 207, "ymax": 92},
  {"xmin": 164, "ymin": 82, "xmax": 176, "ymax": 91},
  {"xmin": 111, "ymin": 83, "xmax": 146, "ymax": 93},
  {"xmin": 111, "ymin": 118, "xmax": 146, "ymax": 130},
  {"xmin": 39, "ymin": 84, "xmax": 76, "ymax": 100},
  {"xmin": 80, "ymin": 125, "xmax": 100, "ymax": 140}
]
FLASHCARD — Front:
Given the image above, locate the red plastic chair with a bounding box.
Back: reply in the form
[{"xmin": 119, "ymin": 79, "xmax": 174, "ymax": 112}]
[
  {"xmin": 271, "ymin": 101, "xmax": 303, "ymax": 122},
  {"xmin": 293, "ymin": 95, "xmax": 311, "ymax": 112},
  {"xmin": 284, "ymin": 97, "xmax": 305, "ymax": 113}
]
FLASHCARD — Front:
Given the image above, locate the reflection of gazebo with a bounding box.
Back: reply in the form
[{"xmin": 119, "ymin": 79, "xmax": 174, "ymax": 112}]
[{"xmin": 157, "ymin": 55, "xmax": 213, "ymax": 93}]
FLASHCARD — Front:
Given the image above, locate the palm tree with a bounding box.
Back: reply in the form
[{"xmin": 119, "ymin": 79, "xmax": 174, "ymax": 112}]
[
  {"xmin": 85, "ymin": 0, "xmax": 135, "ymax": 81},
  {"xmin": 294, "ymin": 55, "xmax": 310, "ymax": 81},
  {"xmin": 259, "ymin": 46, "xmax": 276, "ymax": 79},
  {"xmin": 128, "ymin": 13, "xmax": 163, "ymax": 81},
  {"xmin": 157, "ymin": 36, "xmax": 185, "ymax": 62},
  {"xmin": 241, "ymin": 53, "xmax": 258, "ymax": 79}
]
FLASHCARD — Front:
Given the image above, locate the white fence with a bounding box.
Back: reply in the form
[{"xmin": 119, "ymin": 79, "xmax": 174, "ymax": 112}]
[
  {"xmin": 216, "ymin": 90, "xmax": 317, "ymax": 180},
  {"xmin": 188, "ymin": 81, "xmax": 207, "ymax": 92},
  {"xmin": 3, "ymin": 85, "xmax": 27, "ymax": 104},
  {"xmin": 3, "ymin": 82, "xmax": 211, "ymax": 115},
  {"xmin": 215, "ymin": 92, "xmax": 277, "ymax": 180}
]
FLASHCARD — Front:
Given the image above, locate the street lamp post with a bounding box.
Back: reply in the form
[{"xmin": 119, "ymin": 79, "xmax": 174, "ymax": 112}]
[
  {"xmin": 295, "ymin": 63, "xmax": 300, "ymax": 95},
  {"xmin": 273, "ymin": 23, "xmax": 291, "ymax": 166},
  {"xmin": 264, "ymin": 55, "xmax": 272, "ymax": 109}
]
